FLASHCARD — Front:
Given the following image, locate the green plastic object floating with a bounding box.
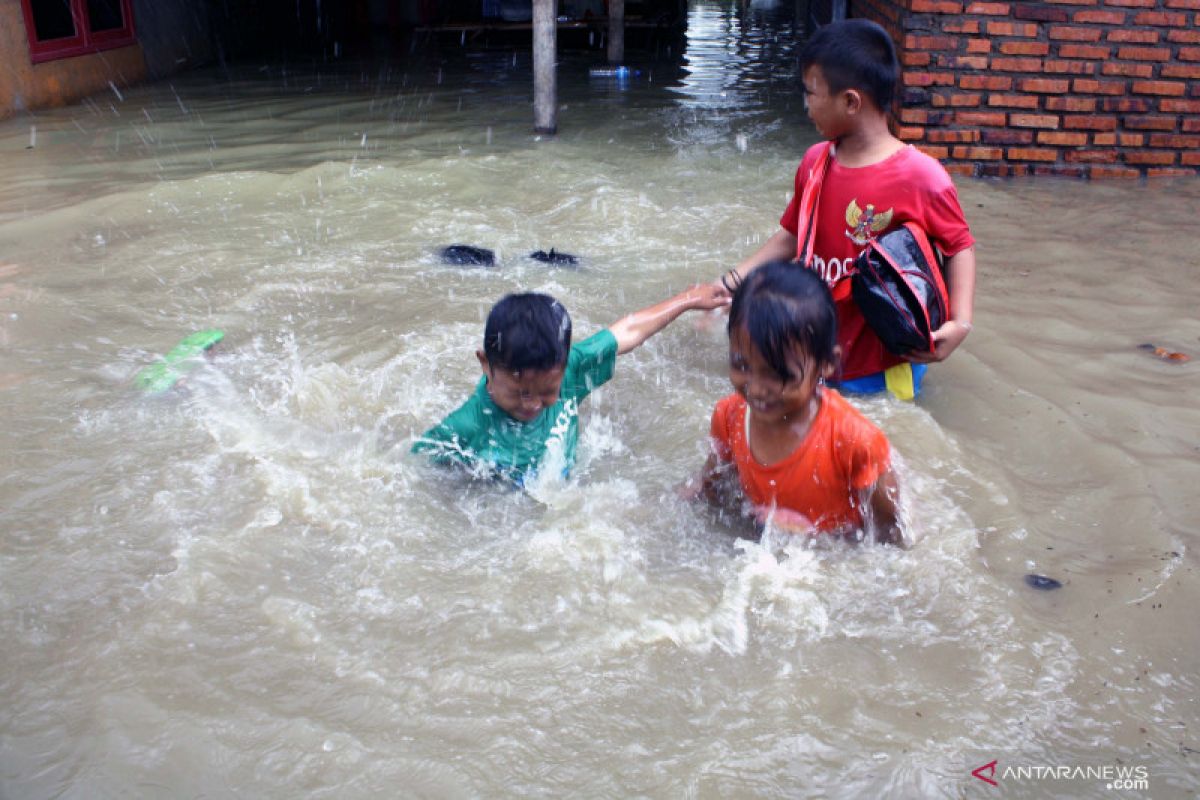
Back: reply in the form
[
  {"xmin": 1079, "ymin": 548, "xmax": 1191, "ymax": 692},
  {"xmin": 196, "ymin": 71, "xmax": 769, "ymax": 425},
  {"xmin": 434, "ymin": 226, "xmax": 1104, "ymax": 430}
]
[{"xmin": 134, "ymin": 329, "xmax": 224, "ymax": 394}]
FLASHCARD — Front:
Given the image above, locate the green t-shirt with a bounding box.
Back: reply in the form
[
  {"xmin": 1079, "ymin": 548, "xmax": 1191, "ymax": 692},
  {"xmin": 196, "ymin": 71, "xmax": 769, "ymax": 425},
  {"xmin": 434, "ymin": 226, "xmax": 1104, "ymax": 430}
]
[{"xmin": 411, "ymin": 329, "xmax": 618, "ymax": 484}]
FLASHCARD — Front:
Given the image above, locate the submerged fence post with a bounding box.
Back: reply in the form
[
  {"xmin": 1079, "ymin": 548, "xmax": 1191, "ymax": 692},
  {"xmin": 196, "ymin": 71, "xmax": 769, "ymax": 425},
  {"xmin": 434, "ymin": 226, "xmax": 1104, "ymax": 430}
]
[
  {"xmin": 533, "ymin": 0, "xmax": 557, "ymax": 134},
  {"xmin": 607, "ymin": 0, "xmax": 625, "ymax": 64}
]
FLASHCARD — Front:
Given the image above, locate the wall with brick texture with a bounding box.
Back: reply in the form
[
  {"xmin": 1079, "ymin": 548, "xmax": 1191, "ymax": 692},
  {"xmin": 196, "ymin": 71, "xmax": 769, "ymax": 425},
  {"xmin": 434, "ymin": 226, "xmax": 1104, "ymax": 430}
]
[{"xmin": 853, "ymin": 0, "xmax": 1200, "ymax": 178}]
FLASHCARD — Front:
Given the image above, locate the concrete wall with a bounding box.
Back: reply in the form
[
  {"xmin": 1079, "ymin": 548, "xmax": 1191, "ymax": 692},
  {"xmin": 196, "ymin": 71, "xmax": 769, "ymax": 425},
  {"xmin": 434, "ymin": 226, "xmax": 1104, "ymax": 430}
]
[
  {"xmin": 0, "ymin": 0, "xmax": 148, "ymax": 119},
  {"xmin": 855, "ymin": 0, "xmax": 1200, "ymax": 178}
]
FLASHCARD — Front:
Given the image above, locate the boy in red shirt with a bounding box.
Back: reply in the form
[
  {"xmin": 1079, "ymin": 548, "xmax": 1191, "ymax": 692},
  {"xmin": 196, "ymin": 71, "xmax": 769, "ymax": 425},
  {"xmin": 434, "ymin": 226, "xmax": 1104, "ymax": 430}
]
[{"xmin": 717, "ymin": 19, "xmax": 976, "ymax": 399}]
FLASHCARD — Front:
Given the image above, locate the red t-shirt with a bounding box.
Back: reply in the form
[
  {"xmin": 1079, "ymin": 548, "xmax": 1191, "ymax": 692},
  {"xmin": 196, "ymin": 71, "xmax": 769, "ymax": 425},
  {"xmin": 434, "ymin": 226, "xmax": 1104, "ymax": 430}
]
[
  {"xmin": 780, "ymin": 143, "xmax": 975, "ymax": 380},
  {"xmin": 709, "ymin": 388, "xmax": 891, "ymax": 532}
]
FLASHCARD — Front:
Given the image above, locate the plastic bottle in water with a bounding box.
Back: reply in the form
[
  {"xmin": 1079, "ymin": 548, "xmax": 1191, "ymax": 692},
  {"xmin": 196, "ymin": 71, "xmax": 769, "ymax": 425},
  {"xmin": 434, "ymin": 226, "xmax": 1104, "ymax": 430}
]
[{"xmin": 588, "ymin": 66, "xmax": 636, "ymax": 79}]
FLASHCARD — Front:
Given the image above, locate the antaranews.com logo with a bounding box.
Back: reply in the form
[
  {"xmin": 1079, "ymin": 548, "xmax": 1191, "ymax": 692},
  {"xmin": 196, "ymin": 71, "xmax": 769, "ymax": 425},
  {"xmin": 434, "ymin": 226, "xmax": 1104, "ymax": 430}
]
[{"xmin": 971, "ymin": 760, "xmax": 1149, "ymax": 791}]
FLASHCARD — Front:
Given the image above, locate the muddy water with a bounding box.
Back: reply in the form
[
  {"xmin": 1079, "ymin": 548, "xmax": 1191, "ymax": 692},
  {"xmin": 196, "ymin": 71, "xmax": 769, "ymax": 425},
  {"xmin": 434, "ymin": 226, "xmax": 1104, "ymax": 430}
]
[{"xmin": 2, "ymin": 3, "xmax": 1198, "ymax": 798}]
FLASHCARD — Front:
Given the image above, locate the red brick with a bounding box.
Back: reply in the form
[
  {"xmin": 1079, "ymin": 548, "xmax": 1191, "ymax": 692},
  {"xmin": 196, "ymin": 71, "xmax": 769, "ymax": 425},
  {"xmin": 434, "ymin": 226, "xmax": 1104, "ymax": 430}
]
[
  {"xmin": 1060, "ymin": 44, "xmax": 1112, "ymax": 59},
  {"xmin": 1118, "ymin": 133, "xmax": 1147, "ymax": 146},
  {"xmin": 956, "ymin": 110, "xmax": 1008, "ymax": 125},
  {"xmin": 1072, "ymin": 9, "xmax": 1126, "ymax": 23},
  {"xmin": 959, "ymin": 75, "xmax": 1013, "ymax": 90},
  {"xmin": 1014, "ymin": 3, "xmax": 1069, "ymax": 21},
  {"xmin": 1150, "ymin": 134, "xmax": 1200, "ymax": 147},
  {"xmin": 1065, "ymin": 149, "xmax": 1121, "ymax": 162},
  {"xmin": 1048, "ymin": 25, "xmax": 1103, "ymax": 41},
  {"xmin": 987, "ymin": 20, "xmax": 1039, "ymax": 36},
  {"xmin": 1106, "ymin": 29, "xmax": 1160, "ymax": 44},
  {"xmin": 927, "ymin": 129, "xmax": 982, "ymax": 143},
  {"xmin": 1147, "ymin": 167, "xmax": 1199, "ymax": 176},
  {"xmin": 1063, "ymin": 114, "xmax": 1118, "ymax": 130},
  {"xmin": 1179, "ymin": 47, "xmax": 1200, "ymax": 61},
  {"xmin": 988, "ymin": 94, "xmax": 1043, "ymax": 108},
  {"xmin": 982, "ymin": 128, "xmax": 1036, "ymax": 144},
  {"xmin": 1000, "ymin": 41, "xmax": 1050, "ymax": 55},
  {"xmin": 1073, "ymin": 79, "xmax": 1128, "ymax": 95},
  {"xmin": 1102, "ymin": 62, "xmax": 1155, "ymax": 78},
  {"xmin": 1133, "ymin": 10, "xmax": 1189, "ymax": 24},
  {"xmin": 943, "ymin": 19, "xmax": 981, "ymax": 33},
  {"xmin": 1124, "ymin": 150, "xmax": 1178, "ymax": 165},
  {"xmin": 1116, "ymin": 46, "xmax": 1172, "ymax": 60},
  {"xmin": 918, "ymin": 145, "xmax": 951, "ymax": 159},
  {"xmin": 932, "ymin": 92, "xmax": 984, "ymax": 107},
  {"xmin": 1162, "ymin": 99, "xmax": 1200, "ymax": 112},
  {"xmin": 1043, "ymin": 59, "xmax": 1097, "ymax": 74},
  {"xmin": 966, "ymin": 2, "xmax": 1011, "ymax": 14},
  {"xmin": 903, "ymin": 51, "xmax": 933, "ymax": 67},
  {"xmin": 1124, "ymin": 115, "xmax": 1181, "ymax": 130},
  {"xmin": 1183, "ymin": 152, "xmax": 1200, "ymax": 166},
  {"xmin": 992, "ymin": 57, "xmax": 1045, "ymax": 71},
  {"xmin": 898, "ymin": 126, "xmax": 926, "ymax": 140},
  {"xmin": 1090, "ymin": 166, "xmax": 1139, "ymax": 178},
  {"xmin": 1007, "ymin": 147, "xmax": 1060, "ymax": 161},
  {"xmin": 966, "ymin": 38, "xmax": 993, "ymax": 53},
  {"xmin": 906, "ymin": 34, "xmax": 960, "ymax": 50},
  {"xmin": 1133, "ymin": 80, "xmax": 1188, "ymax": 96},
  {"xmin": 1166, "ymin": 0, "xmax": 1200, "ymax": 9},
  {"xmin": 945, "ymin": 164, "xmax": 977, "ymax": 177},
  {"xmin": 981, "ymin": 163, "xmax": 1034, "ymax": 177},
  {"xmin": 1037, "ymin": 131, "xmax": 1089, "ymax": 145},
  {"xmin": 1033, "ymin": 164, "xmax": 1089, "ymax": 178},
  {"xmin": 904, "ymin": 72, "xmax": 937, "ymax": 87},
  {"xmin": 1099, "ymin": 97, "xmax": 1153, "ymax": 112},
  {"xmin": 1104, "ymin": 0, "xmax": 1156, "ymax": 6},
  {"xmin": 1184, "ymin": 118, "xmax": 1200, "ymax": 133},
  {"xmin": 900, "ymin": 108, "xmax": 929, "ymax": 124},
  {"xmin": 1045, "ymin": 96, "xmax": 1097, "ymax": 111},
  {"xmin": 1020, "ymin": 77, "xmax": 1070, "ymax": 93},
  {"xmin": 910, "ymin": 0, "xmax": 964, "ymax": 11},
  {"xmin": 952, "ymin": 146, "xmax": 1004, "ymax": 160},
  {"xmin": 1166, "ymin": 29, "xmax": 1200, "ymax": 43},
  {"xmin": 1092, "ymin": 132, "xmax": 1117, "ymax": 145},
  {"xmin": 1011, "ymin": 113, "xmax": 1061, "ymax": 128}
]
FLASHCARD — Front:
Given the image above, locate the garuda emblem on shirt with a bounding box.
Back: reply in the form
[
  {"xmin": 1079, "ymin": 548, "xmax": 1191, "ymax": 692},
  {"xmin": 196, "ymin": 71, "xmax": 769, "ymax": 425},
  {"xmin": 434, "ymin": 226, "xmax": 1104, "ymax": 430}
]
[{"xmin": 844, "ymin": 200, "xmax": 894, "ymax": 246}]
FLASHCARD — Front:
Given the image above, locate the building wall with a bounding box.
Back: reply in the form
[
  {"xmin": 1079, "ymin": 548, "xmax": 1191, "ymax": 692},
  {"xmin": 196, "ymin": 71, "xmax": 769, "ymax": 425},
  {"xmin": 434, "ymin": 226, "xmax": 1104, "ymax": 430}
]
[
  {"xmin": 855, "ymin": 0, "xmax": 1200, "ymax": 178},
  {"xmin": 0, "ymin": 0, "xmax": 147, "ymax": 119},
  {"xmin": 133, "ymin": 0, "xmax": 214, "ymax": 79}
]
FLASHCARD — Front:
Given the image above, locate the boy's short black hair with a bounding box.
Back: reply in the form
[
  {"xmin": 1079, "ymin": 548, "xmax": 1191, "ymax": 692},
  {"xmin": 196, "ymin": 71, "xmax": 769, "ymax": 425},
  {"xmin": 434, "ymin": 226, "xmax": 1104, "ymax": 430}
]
[
  {"xmin": 728, "ymin": 261, "xmax": 838, "ymax": 383},
  {"xmin": 799, "ymin": 19, "xmax": 899, "ymax": 112},
  {"xmin": 483, "ymin": 293, "xmax": 572, "ymax": 372}
]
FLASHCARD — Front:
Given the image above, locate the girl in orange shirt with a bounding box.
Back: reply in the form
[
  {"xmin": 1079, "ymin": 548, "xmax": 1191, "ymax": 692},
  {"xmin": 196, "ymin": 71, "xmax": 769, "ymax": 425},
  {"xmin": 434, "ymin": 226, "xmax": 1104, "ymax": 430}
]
[{"xmin": 696, "ymin": 261, "xmax": 903, "ymax": 545}]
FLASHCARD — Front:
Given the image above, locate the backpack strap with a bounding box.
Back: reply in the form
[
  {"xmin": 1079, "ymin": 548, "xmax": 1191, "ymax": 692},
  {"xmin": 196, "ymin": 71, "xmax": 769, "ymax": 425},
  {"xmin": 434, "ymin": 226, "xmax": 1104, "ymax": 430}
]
[{"xmin": 795, "ymin": 141, "xmax": 834, "ymax": 268}]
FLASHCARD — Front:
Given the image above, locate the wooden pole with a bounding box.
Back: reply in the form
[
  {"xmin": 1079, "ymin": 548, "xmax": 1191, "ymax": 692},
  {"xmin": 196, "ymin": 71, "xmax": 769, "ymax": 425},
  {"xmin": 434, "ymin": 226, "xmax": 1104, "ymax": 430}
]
[
  {"xmin": 533, "ymin": 0, "xmax": 557, "ymax": 134},
  {"xmin": 607, "ymin": 0, "xmax": 625, "ymax": 64}
]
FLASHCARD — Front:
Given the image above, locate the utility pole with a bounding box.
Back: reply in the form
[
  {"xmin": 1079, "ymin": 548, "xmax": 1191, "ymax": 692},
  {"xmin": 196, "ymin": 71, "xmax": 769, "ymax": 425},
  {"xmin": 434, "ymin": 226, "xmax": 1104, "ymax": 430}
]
[
  {"xmin": 533, "ymin": 0, "xmax": 557, "ymax": 134},
  {"xmin": 607, "ymin": 0, "xmax": 624, "ymax": 65}
]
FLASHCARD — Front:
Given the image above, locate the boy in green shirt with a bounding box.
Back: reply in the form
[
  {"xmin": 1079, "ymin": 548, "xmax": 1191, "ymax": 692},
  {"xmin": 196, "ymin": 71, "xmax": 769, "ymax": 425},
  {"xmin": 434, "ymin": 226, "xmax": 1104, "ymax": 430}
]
[{"xmin": 412, "ymin": 285, "xmax": 727, "ymax": 485}]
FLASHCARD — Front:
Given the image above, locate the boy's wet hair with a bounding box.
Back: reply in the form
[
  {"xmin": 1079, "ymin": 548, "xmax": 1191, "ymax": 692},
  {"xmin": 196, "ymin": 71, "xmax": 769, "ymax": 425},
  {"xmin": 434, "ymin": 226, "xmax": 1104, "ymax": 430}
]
[
  {"xmin": 483, "ymin": 293, "xmax": 572, "ymax": 372},
  {"xmin": 728, "ymin": 261, "xmax": 838, "ymax": 383},
  {"xmin": 799, "ymin": 19, "xmax": 898, "ymax": 111}
]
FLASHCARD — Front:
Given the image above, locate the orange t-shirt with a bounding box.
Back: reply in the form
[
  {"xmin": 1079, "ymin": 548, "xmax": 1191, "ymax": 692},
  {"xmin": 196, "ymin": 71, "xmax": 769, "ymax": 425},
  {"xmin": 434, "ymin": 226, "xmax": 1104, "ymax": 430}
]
[{"xmin": 709, "ymin": 388, "xmax": 891, "ymax": 532}]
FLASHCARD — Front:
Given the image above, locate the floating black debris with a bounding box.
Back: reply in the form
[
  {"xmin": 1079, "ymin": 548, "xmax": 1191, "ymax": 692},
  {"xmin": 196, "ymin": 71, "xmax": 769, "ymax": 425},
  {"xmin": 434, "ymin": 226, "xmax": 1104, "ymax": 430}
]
[
  {"xmin": 440, "ymin": 245, "xmax": 495, "ymax": 266},
  {"xmin": 529, "ymin": 248, "xmax": 579, "ymax": 266},
  {"xmin": 1025, "ymin": 574, "xmax": 1062, "ymax": 591}
]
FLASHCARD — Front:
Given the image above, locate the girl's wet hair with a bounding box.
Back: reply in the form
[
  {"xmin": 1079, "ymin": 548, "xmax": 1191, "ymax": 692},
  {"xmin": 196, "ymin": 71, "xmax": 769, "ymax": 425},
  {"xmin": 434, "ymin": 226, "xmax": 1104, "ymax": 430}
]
[
  {"xmin": 728, "ymin": 261, "xmax": 838, "ymax": 383},
  {"xmin": 483, "ymin": 293, "xmax": 572, "ymax": 372},
  {"xmin": 799, "ymin": 18, "xmax": 898, "ymax": 111}
]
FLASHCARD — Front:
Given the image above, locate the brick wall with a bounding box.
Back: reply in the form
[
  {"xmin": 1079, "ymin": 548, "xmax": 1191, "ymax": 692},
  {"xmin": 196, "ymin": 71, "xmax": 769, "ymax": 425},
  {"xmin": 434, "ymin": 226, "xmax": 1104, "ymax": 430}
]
[{"xmin": 854, "ymin": 0, "xmax": 1200, "ymax": 178}]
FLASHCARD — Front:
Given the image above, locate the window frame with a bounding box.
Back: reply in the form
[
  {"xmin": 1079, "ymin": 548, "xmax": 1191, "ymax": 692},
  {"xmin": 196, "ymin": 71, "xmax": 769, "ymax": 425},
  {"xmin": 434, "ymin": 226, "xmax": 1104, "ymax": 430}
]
[{"xmin": 19, "ymin": 0, "xmax": 137, "ymax": 64}]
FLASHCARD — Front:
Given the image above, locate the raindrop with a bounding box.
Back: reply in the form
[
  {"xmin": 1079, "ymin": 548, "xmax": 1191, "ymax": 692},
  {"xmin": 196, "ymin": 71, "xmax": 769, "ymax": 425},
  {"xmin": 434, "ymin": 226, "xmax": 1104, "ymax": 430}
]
[
  {"xmin": 108, "ymin": 81, "xmax": 124, "ymax": 101},
  {"xmin": 486, "ymin": 126, "xmax": 492, "ymax": 145},
  {"xmin": 26, "ymin": 125, "xmax": 35, "ymax": 149}
]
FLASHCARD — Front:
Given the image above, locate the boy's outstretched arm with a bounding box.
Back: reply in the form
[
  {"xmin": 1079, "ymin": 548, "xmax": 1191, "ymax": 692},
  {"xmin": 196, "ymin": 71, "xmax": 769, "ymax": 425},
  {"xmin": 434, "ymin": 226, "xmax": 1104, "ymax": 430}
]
[
  {"xmin": 906, "ymin": 245, "xmax": 976, "ymax": 364},
  {"xmin": 608, "ymin": 284, "xmax": 729, "ymax": 355},
  {"xmin": 712, "ymin": 228, "xmax": 799, "ymax": 293}
]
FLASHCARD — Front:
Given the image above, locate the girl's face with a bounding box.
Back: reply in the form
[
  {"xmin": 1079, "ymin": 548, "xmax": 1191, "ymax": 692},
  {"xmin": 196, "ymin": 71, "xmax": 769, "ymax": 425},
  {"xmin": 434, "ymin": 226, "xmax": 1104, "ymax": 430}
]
[{"xmin": 728, "ymin": 326, "xmax": 832, "ymax": 425}]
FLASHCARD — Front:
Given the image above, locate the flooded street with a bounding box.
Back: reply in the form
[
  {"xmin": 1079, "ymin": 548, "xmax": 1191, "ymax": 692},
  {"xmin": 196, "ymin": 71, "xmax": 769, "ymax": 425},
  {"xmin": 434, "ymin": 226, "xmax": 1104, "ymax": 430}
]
[{"xmin": 2, "ymin": 3, "xmax": 1198, "ymax": 797}]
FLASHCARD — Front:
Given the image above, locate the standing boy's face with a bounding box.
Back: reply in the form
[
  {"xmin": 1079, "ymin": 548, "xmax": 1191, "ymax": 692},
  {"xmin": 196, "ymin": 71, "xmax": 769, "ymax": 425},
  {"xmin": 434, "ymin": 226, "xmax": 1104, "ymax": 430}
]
[
  {"xmin": 476, "ymin": 351, "xmax": 565, "ymax": 422},
  {"xmin": 802, "ymin": 65, "xmax": 850, "ymax": 140}
]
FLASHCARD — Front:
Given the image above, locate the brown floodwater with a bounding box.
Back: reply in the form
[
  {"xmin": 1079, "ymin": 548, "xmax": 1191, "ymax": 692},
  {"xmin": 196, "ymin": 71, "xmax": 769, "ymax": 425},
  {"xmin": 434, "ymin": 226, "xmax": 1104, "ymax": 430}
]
[{"xmin": 1, "ymin": 3, "xmax": 1198, "ymax": 797}]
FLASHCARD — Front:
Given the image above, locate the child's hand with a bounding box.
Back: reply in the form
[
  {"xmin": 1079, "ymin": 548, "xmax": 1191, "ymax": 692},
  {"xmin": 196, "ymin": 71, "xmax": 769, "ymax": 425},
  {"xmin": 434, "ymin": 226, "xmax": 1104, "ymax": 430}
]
[
  {"xmin": 684, "ymin": 283, "xmax": 733, "ymax": 312},
  {"xmin": 905, "ymin": 319, "xmax": 971, "ymax": 363}
]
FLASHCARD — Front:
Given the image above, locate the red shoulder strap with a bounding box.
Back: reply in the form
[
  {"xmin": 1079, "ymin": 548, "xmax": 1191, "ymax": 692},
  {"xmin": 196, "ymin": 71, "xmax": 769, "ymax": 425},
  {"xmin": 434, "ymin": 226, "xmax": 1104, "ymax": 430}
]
[{"xmin": 795, "ymin": 141, "xmax": 834, "ymax": 268}]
